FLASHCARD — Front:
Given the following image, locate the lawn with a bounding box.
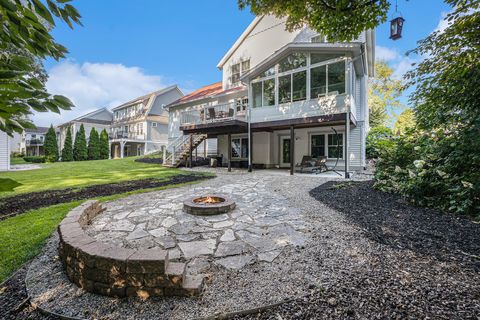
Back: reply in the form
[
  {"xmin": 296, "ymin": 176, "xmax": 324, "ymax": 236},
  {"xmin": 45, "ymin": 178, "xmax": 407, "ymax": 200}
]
[
  {"xmin": 0, "ymin": 157, "xmax": 181, "ymax": 197},
  {"xmin": 0, "ymin": 179, "xmax": 207, "ymax": 283},
  {"xmin": 10, "ymin": 156, "xmax": 28, "ymax": 165}
]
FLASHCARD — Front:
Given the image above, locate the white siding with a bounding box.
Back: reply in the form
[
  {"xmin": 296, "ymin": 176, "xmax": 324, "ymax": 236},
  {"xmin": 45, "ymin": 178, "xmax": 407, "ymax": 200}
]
[{"xmin": 0, "ymin": 131, "xmax": 10, "ymax": 171}]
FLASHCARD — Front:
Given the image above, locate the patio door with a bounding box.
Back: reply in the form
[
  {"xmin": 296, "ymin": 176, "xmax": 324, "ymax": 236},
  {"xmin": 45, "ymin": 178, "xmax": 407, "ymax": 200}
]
[{"xmin": 280, "ymin": 137, "xmax": 291, "ymax": 168}]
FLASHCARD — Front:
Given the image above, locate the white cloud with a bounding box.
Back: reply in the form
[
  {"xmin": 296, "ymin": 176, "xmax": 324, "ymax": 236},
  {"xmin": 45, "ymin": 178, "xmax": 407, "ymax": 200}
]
[
  {"xmin": 33, "ymin": 61, "xmax": 171, "ymax": 126},
  {"xmin": 376, "ymin": 45, "xmax": 399, "ymax": 61},
  {"xmin": 392, "ymin": 55, "xmax": 417, "ymax": 79},
  {"xmin": 435, "ymin": 11, "xmax": 452, "ymax": 33}
]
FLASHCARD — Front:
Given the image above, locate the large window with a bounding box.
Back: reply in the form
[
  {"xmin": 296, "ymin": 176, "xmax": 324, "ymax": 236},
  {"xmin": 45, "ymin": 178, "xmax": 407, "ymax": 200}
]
[
  {"xmin": 327, "ymin": 61, "xmax": 346, "ymax": 94},
  {"xmin": 252, "ymin": 82, "xmax": 262, "ymax": 108},
  {"xmin": 310, "ymin": 61, "xmax": 345, "ymax": 98},
  {"xmin": 279, "ymin": 74, "xmax": 291, "ymax": 104},
  {"xmin": 292, "ymin": 70, "xmax": 307, "ymax": 102},
  {"xmin": 279, "ymin": 53, "xmax": 307, "ymax": 73},
  {"xmin": 231, "ymin": 137, "xmax": 248, "ymax": 158},
  {"xmin": 311, "ymin": 53, "xmax": 341, "ymax": 64},
  {"xmin": 328, "ymin": 133, "xmax": 343, "ymax": 159},
  {"xmin": 311, "ymin": 135, "xmax": 325, "ymax": 158},
  {"xmin": 310, "ymin": 65, "xmax": 327, "ymax": 98},
  {"xmin": 252, "ymin": 78, "xmax": 275, "ymax": 107}
]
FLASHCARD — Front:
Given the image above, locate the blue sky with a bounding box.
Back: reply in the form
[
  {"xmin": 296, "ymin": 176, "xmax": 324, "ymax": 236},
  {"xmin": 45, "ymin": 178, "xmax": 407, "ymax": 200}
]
[{"xmin": 36, "ymin": 0, "xmax": 452, "ymax": 126}]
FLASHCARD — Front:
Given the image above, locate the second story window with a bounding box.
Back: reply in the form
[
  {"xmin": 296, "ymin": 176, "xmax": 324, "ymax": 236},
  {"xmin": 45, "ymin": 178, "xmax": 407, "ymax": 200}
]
[
  {"xmin": 231, "ymin": 63, "xmax": 241, "ymax": 84},
  {"xmin": 152, "ymin": 122, "xmax": 157, "ymax": 128},
  {"xmin": 231, "ymin": 59, "xmax": 250, "ymax": 86},
  {"xmin": 235, "ymin": 97, "xmax": 248, "ymax": 113},
  {"xmin": 311, "ymin": 34, "xmax": 328, "ymax": 43}
]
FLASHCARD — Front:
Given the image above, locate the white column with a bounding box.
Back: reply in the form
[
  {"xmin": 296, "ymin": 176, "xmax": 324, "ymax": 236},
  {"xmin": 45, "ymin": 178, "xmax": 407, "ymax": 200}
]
[
  {"xmin": 120, "ymin": 141, "xmax": 125, "ymax": 158},
  {"xmin": 108, "ymin": 142, "xmax": 112, "ymax": 159},
  {"xmin": 144, "ymin": 142, "xmax": 148, "ymax": 155},
  {"xmin": 163, "ymin": 146, "xmax": 167, "ymax": 164}
]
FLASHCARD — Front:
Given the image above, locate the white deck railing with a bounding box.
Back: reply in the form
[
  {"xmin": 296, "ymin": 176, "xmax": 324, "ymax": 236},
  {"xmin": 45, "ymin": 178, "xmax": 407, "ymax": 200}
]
[{"xmin": 180, "ymin": 103, "xmax": 244, "ymax": 126}]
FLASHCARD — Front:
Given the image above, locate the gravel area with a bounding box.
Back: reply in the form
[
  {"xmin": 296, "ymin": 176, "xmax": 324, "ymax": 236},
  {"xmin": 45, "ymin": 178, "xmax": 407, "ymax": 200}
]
[{"xmin": 17, "ymin": 170, "xmax": 480, "ymax": 319}]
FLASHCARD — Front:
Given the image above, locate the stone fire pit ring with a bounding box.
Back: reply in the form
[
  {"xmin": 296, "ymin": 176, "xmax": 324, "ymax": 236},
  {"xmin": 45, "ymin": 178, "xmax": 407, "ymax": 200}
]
[{"xmin": 183, "ymin": 194, "xmax": 236, "ymax": 215}]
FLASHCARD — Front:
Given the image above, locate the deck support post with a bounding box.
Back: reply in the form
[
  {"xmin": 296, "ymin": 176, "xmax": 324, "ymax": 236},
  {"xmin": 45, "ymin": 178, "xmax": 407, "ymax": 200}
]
[
  {"xmin": 227, "ymin": 133, "xmax": 232, "ymax": 172},
  {"xmin": 290, "ymin": 125, "xmax": 294, "ymax": 175},
  {"xmin": 120, "ymin": 141, "xmax": 125, "ymax": 158},
  {"xmin": 345, "ymin": 113, "xmax": 350, "ymax": 179},
  {"xmin": 189, "ymin": 134, "xmax": 193, "ymax": 168},
  {"xmin": 248, "ymin": 128, "xmax": 253, "ymax": 172},
  {"xmin": 162, "ymin": 146, "xmax": 166, "ymax": 164}
]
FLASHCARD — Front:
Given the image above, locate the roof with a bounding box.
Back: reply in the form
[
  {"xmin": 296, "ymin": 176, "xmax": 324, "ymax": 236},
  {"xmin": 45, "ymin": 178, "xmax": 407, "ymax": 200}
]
[
  {"xmin": 25, "ymin": 126, "xmax": 49, "ymax": 134},
  {"xmin": 217, "ymin": 16, "xmax": 264, "ymax": 69},
  {"xmin": 111, "ymin": 85, "xmax": 181, "ymax": 111},
  {"xmin": 167, "ymin": 82, "xmax": 245, "ymax": 108},
  {"xmin": 57, "ymin": 107, "xmax": 112, "ymax": 128}
]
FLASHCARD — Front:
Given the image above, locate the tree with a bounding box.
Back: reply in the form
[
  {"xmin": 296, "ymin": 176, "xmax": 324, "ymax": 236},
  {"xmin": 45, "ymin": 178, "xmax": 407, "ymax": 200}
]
[
  {"xmin": 99, "ymin": 129, "xmax": 110, "ymax": 160},
  {"xmin": 61, "ymin": 127, "xmax": 74, "ymax": 162},
  {"xmin": 44, "ymin": 125, "xmax": 58, "ymax": 162},
  {"xmin": 73, "ymin": 124, "xmax": 87, "ymax": 161},
  {"xmin": 0, "ymin": 0, "xmax": 81, "ymax": 135},
  {"xmin": 368, "ymin": 61, "xmax": 404, "ymax": 128},
  {"xmin": 393, "ymin": 109, "xmax": 415, "ymax": 135},
  {"xmin": 366, "ymin": 126, "xmax": 392, "ymax": 159},
  {"xmin": 238, "ymin": 0, "xmax": 389, "ymax": 41},
  {"xmin": 87, "ymin": 127, "xmax": 100, "ymax": 160}
]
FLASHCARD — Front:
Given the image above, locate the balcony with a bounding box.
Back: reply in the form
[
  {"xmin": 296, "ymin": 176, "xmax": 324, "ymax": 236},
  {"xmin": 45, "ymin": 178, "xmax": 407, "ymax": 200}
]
[
  {"xmin": 109, "ymin": 131, "xmax": 145, "ymax": 141},
  {"xmin": 26, "ymin": 139, "xmax": 44, "ymax": 146},
  {"xmin": 180, "ymin": 103, "xmax": 246, "ymax": 126}
]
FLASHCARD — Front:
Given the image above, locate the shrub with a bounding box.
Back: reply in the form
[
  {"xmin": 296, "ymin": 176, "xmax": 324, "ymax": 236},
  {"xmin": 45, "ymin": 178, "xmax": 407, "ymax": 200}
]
[
  {"xmin": 44, "ymin": 125, "xmax": 58, "ymax": 162},
  {"xmin": 366, "ymin": 126, "xmax": 393, "ymax": 159},
  {"xmin": 99, "ymin": 129, "xmax": 109, "ymax": 159},
  {"xmin": 23, "ymin": 156, "xmax": 46, "ymax": 163},
  {"xmin": 61, "ymin": 127, "xmax": 74, "ymax": 161},
  {"xmin": 375, "ymin": 128, "xmax": 479, "ymax": 216},
  {"xmin": 73, "ymin": 124, "xmax": 87, "ymax": 161},
  {"xmin": 87, "ymin": 127, "xmax": 100, "ymax": 160}
]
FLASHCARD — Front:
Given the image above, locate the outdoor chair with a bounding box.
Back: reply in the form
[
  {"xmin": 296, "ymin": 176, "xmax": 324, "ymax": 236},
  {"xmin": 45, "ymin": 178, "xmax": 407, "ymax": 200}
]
[
  {"xmin": 295, "ymin": 156, "xmax": 315, "ymax": 173},
  {"xmin": 312, "ymin": 156, "xmax": 328, "ymax": 173},
  {"xmin": 207, "ymin": 108, "xmax": 216, "ymax": 121}
]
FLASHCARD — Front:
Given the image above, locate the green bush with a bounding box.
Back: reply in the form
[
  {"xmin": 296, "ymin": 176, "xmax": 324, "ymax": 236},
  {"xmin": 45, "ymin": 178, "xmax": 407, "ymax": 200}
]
[
  {"xmin": 23, "ymin": 156, "xmax": 46, "ymax": 163},
  {"xmin": 87, "ymin": 127, "xmax": 100, "ymax": 160},
  {"xmin": 366, "ymin": 126, "xmax": 393, "ymax": 159},
  {"xmin": 375, "ymin": 128, "xmax": 479, "ymax": 217},
  {"xmin": 44, "ymin": 125, "xmax": 58, "ymax": 162},
  {"xmin": 73, "ymin": 124, "xmax": 87, "ymax": 161}
]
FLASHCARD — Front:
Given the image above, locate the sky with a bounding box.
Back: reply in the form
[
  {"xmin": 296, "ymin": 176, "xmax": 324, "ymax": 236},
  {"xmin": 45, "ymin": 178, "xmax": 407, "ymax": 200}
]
[{"xmin": 34, "ymin": 0, "xmax": 452, "ymax": 127}]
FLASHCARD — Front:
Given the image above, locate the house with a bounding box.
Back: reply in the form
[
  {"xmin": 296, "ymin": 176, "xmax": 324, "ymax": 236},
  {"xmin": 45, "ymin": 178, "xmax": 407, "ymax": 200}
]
[
  {"xmin": 109, "ymin": 85, "xmax": 183, "ymax": 158},
  {"xmin": 56, "ymin": 108, "xmax": 113, "ymax": 153},
  {"xmin": 0, "ymin": 130, "xmax": 10, "ymax": 171},
  {"xmin": 164, "ymin": 15, "xmax": 374, "ymax": 175},
  {"xmin": 20, "ymin": 127, "xmax": 49, "ymax": 156}
]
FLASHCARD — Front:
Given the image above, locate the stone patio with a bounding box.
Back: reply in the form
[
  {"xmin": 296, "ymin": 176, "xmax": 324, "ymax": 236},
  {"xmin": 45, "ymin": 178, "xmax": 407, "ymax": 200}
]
[{"xmin": 85, "ymin": 172, "xmax": 309, "ymax": 271}]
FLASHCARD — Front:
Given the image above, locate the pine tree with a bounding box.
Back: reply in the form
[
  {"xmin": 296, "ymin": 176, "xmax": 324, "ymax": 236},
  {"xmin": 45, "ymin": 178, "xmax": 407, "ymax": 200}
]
[
  {"xmin": 73, "ymin": 124, "xmax": 87, "ymax": 161},
  {"xmin": 61, "ymin": 127, "xmax": 74, "ymax": 161},
  {"xmin": 99, "ymin": 129, "xmax": 110, "ymax": 159},
  {"xmin": 44, "ymin": 125, "xmax": 58, "ymax": 162},
  {"xmin": 87, "ymin": 127, "xmax": 100, "ymax": 160}
]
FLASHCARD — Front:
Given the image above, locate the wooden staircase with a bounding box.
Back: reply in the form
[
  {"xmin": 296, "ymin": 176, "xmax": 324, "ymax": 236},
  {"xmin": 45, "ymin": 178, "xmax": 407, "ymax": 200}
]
[{"xmin": 163, "ymin": 134, "xmax": 207, "ymax": 167}]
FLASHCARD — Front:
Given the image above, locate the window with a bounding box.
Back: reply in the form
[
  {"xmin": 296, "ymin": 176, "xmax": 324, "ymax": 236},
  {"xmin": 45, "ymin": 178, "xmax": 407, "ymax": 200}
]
[
  {"xmin": 124, "ymin": 125, "xmax": 128, "ymax": 132},
  {"xmin": 278, "ymin": 74, "xmax": 291, "ymax": 104},
  {"xmin": 236, "ymin": 97, "xmax": 248, "ymax": 112},
  {"xmin": 311, "ymin": 34, "xmax": 327, "ymax": 43},
  {"xmin": 311, "ymin": 135, "xmax": 325, "ymax": 158},
  {"xmin": 231, "ymin": 137, "xmax": 248, "ymax": 158},
  {"xmin": 292, "ymin": 70, "xmax": 307, "ymax": 102},
  {"xmin": 311, "ymin": 53, "xmax": 342, "ymax": 65},
  {"xmin": 231, "ymin": 63, "xmax": 241, "ymax": 84},
  {"xmin": 311, "ymin": 65, "xmax": 327, "ymax": 98},
  {"xmin": 278, "ymin": 53, "xmax": 307, "ymax": 73},
  {"xmin": 252, "ymin": 82, "xmax": 262, "ymax": 108},
  {"xmin": 241, "ymin": 60, "xmax": 250, "ymax": 73},
  {"xmin": 263, "ymin": 78, "xmax": 275, "ymax": 106},
  {"xmin": 327, "ymin": 61, "xmax": 346, "ymax": 94},
  {"xmin": 328, "ymin": 133, "xmax": 343, "ymax": 159},
  {"xmin": 151, "ymin": 122, "xmax": 157, "ymax": 127}
]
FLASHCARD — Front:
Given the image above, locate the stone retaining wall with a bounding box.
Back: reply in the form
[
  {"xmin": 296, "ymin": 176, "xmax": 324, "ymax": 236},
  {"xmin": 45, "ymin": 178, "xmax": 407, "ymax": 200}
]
[{"xmin": 58, "ymin": 200, "xmax": 204, "ymax": 298}]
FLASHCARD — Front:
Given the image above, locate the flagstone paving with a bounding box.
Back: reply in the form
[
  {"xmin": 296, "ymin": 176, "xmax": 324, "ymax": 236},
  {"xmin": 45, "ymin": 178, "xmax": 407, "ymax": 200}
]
[{"xmin": 85, "ymin": 174, "xmax": 309, "ymax": 270}]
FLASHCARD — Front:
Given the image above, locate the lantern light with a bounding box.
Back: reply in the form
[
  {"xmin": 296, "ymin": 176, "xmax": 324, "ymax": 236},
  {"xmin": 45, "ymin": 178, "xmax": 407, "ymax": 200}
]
[{"xmin": 390, "ymin": 16, "xmax": 405, "ymax": 40}]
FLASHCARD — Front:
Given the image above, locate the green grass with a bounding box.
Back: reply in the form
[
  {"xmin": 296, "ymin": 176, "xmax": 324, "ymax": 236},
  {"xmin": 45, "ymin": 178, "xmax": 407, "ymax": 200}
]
[
  {"xmin": 0, "ymin": 178, "xmax": 210, "ymax": 283},
  {"xmin": 10, "ymin": 156, "xmax": 28, "ymax": 165},
  {"xmin": 0, "ymin": 157, "xmax": 182, "ymax": 197}
]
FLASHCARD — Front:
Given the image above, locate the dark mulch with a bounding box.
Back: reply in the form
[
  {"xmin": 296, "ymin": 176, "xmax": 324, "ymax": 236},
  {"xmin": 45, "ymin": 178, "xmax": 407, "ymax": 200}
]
[
  {"xmin": 0, "ymin": 266, "xmax": 57, "ymax": 320},
  {"xmin": 309, "ymin": 180, "xmax": 480, "ymax": 270},
  {"xmin": 134, "ymin": 157, "xmax": 163, "ymax": 164},
  {"xmin": 0, "ymin": 174, "xmax": 212, "ymax": 220}
]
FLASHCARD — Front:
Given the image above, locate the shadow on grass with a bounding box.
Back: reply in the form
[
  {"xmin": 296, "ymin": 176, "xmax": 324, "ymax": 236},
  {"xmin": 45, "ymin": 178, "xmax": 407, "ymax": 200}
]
[
  {"xmin": 0, "ymin": 178, "xmax": 22, "ymax": 192},
  {"xmin": 309, "ymin": 180, "xmax": 480, "ymax": 271}
]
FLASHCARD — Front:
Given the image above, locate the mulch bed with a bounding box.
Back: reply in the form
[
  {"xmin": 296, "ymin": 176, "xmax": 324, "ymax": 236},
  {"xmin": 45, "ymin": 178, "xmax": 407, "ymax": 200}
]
[
  {"xmin": 0, "ymin": 174, "xmax": 212, "ymax": 220},
  {"xmin": 134, "ymin": 157, "xmax": 163, "ymax": 164},
  {"xmin": 0, "ymin": 266, "xmax": 57, "ymax": 320},
  {"xmin": 308, "ymin": 180, "xmax": 480, "ymax": 270}
]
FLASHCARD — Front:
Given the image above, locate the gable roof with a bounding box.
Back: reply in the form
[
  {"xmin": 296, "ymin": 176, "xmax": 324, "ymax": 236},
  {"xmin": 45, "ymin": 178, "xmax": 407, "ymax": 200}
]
[
  {"xmin": 111, "ymin": 85, "xmax": 182, "ymax": 111},
  {"xmin": 217, "ymin": 16, "xmax": 264, "ymax": 69},
  {"xmin": 57, "ymin": 107, "xmax": 113, "ymax": 128},
  {"xmin": 25, "ymin": 126, "xmax": 49, "ymax": 134},
  {"xmin": 167, "ymin": 82, "xmax": 245, "ymax": 108}
]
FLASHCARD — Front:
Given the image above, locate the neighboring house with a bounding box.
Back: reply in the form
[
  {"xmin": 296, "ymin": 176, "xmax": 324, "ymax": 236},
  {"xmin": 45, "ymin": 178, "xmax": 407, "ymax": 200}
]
[
  {"xmin": 20, "ymin": 127, "xmax": 49, "ymax": 156},
  {"xmin": 9, "ymin": 132, "xmax": 22, "ymax": 155},
  {"xmin": 164, "ymin": 15, "xmax": 374, "ymax": 174},
  {"xmin": 0, "ymin": 130, "xmax": 10, "ymax": 171},
  {"xmin": 110, "ymin": 85, "xmax": 183, "ymax": 158},
  {"xmin": 56, "ymin": 108, "xmax": 113, "ymax": 153}
]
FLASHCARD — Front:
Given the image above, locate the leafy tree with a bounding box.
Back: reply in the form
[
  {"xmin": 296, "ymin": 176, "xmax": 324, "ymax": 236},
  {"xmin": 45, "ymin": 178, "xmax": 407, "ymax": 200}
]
[
  {"xmin": 87, "ymin": 127, "xmax": 100, "ymax": 160},
  {"xmin": 73, "ymin": 124, "xmax": 87, "ymax": 161},
  {"xmin": 61, "ymin": 127, "xmax": 74, "ymax": 162},
  {"xmin": 0, "ymin": 0, "xmax": 82, "ymax": 135},
  {"xmin": 393, "ymin": 109, "xmax": 415, "ymax": 135},
  {"xmin": 238, "ymin": 0, "xmax": 389, "ymax": 41},
  {"xmin": 44, "ymin": 125, "xmax": 58, "ymax": 162},
  {"xmin": 366, "ymin": 126, "xmax": 392, "ymax": 159},
  {"xmin": 368, "ymin": 61, "xmax": 404, "ymax": 128},
  {"xmin": 99, "ymin": 129, "xmax": 110, "ymax": 160}
]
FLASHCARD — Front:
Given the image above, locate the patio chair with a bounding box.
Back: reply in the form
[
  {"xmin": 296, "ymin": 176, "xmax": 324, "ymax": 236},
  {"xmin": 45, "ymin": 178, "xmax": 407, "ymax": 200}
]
[
  {"xmin": 312, "ymin": 156, "xmax": 328, "ymax": 174},
  {"xmin": 207, "ymin": 108, "xmax": 216, "ymax": 121},
  {"xmin": 295, "ymin": 156, "xmax": 315, "ymax": 173}
]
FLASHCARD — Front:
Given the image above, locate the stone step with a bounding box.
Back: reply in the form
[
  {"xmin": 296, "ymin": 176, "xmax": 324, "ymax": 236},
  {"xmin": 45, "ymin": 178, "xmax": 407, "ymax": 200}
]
[
  {"xmin": 180, "ymin": 274, "xmax": 205, "ymax": 296},
  {"xmin": 165, "ymin": 261, "xmax": 186, "ymax": 287}
]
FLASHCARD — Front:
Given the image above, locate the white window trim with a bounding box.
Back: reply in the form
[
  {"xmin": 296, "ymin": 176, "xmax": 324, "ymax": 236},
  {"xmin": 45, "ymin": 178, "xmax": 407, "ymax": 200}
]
[
  {"xmin": 230, "ymin": 135, "xmax": 249, "ymax": 159},
  {"xmin": 151, "ymin": 122, "xmax": 157, "ymax": 127},
  {"xmin": 309, "ymin": 132, "xmax": 345, "ymax": 160}
]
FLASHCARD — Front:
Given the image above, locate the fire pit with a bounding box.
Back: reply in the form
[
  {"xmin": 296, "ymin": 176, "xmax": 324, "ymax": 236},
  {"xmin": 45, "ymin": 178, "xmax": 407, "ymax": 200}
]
[{"xmin": 183, "ymin": 195, "xmax": 235, "ymax": 215}]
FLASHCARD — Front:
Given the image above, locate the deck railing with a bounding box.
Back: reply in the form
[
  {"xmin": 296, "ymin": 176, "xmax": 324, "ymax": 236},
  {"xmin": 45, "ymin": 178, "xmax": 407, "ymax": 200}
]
[{"xmin": 180, "ymin": 103, "xmax": 244, "ymax": 126}]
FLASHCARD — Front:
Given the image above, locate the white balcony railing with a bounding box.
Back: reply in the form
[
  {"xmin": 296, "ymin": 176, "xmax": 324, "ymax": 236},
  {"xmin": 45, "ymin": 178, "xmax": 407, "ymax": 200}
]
[
  {"xmin": 180, "ymin": 103, "xmax": 245, "ymax": 126},
  {"xmin": 109, "ymin": 132, "xmax": 145, "ymax": 140}
]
